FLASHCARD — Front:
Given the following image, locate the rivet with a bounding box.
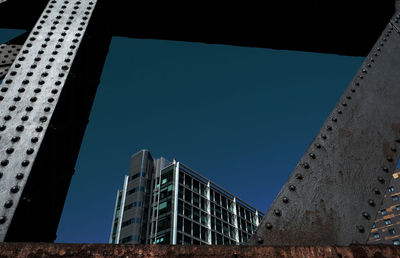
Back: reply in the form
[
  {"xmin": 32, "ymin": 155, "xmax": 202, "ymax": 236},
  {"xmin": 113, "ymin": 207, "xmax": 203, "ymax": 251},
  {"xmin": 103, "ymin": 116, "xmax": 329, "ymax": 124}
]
[
  {"xmin": 1, "ymin": 160, "xmax": 9, "ymax": 166},
  {"xmin": 8, "ymin": 106, "xmax": 16, "ymax": 111},
  {"xmin": 16, "ymin": 173, "xmax": 24, "ymax": 180},
  {"xmin": 21, "ymin": 115, "xmax": 28, "ymax": 121},
  {"xmin": 273, "ymin": 209, "xmax": 281, "ymax": 216},
  {"xmin": 31, "ymin": 137, "xmax": 38, "ymax": 143},
  {"xmin": 321, "ymin": 134, "xmax": 327, "ymax": 140},
  {"xmin": 377, "ymin": 177, "xmax": 385, "ymax": 183},
  {"xmin": 40, "ymin": 116, "xmax": 47, "ymax": 122},
  {"xmin": 26, "ymin": 106, "xmax": 33, "ymax": 112},
  {"xmin": 337, "ymin": 109, "xmax": 342, "ymax": 114},
  {"xmin": 4, "ymin": 200, "xmax": 13, "ymax": 208},
  {"xmin": 341, "ymin": 103, "xmax": 347, "ymax": 107},
  {"xmin": 356, "ymin": 225, "xmax": 365, "ymax": 233},
  {"xmin": 373, "ymin": 188, "xmax": 380, "ymax": 194},
  {"xmin": 44, "ymin": 107, "xmax": 51, "ymax": 112},
  {"xmin": 295, "ymin": 173, "xmax": 303, "ymax": 180},
  {"xmin": 346, "ymin": 96, "xmax": 352, "ymax": 100},
  {"xmin": 0, "ymin": 125, "xmax": 5, "ymax": 131},
  {"xmin": 6, "ymin": 148, "xmax": 14, "ymax": 154},
  {"xmin": 331, "ymin": 117, "xmax": 337, "ymax": 122},
  {"xmin": 21, "ymin": 160, "xmax": 30, "ymax": 167},
  {"xmin": 282, "ymin": 197, "xmax": 289, "ymax": 203},
  {"xmin": 309, "ymin": 153, "xmax": 316, "ymax": 159},
  {"xmin": 26, "ymin": 149, "xmax": 34, "ymax": 155},
  {"xmin": 362, "ymin": 212, "xmax": 370, "ymax": 220},
  {"xmin": 383, "ymin": 166, "xmax": 389, "ymax": 172},
  {"xmin": 257, "ymin": 237, "xmax": 264, "ymax": 244},
  {"xmin": 368, "ymin": 199, "xmax": 375, "ymax": 206},
  {"xmin": 265, "ymin": 223, "xmax": 272, "ymax": 229},
  {"xmin": 35, "ymin": 126, "xmax": 43, "ymax": 132},
  {"xmin": 315, "ymin": 143, "xmax": 321, "ymax": 149},
  {"xmin": 0, "ymin": 216, "xmax": 6, "ymax": 224},
  {"xmin": 387, "ymin": 156, "xmax": 393, "ymax": 162},
  {"xmin": 289, "ymin": 185, "xmax": 296, "ymax": 191},
  {"xmin": 303, "ymin": 163, "xmax": 310, "ymax": 169},
  {"xmin": 391, "ymin": 147, "xmax": 396, "ymax": 152},
  {"xmin": 11, "ymin": 136, "xmax": 20, "ymax": 142},
  {"xmin": 4, "ymin": 115, "xmax": 11, "ymax": 121},
  {"xmin": 16, "ymin": 125, "xmax": 24, "ymax": 132},
  {"xmin": 10, "ymin": 186, "xmax": 19, "ymax": 193}
]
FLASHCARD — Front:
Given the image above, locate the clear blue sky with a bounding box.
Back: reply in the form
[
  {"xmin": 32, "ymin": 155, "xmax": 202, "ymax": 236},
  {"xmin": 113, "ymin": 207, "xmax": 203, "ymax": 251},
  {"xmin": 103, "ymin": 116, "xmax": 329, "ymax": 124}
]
[{"xmin": 1, "ymin": 29, "xmax": 364, "ymax": 243}]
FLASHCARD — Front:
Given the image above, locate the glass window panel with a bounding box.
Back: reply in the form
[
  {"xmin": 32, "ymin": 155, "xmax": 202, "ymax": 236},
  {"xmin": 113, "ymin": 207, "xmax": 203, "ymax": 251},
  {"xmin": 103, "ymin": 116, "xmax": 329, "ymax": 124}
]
[
  {"xmin": 178, "ymin": 216, "xmax": 183, "ymax": 231},
  {"xmin": 211, "ymin": 217, "xmax": 215, "ymax": 230},
  {"xmin": 193, "ymin": 180, "xmax": 199, "ymax": 193},
  {"xmin": 178, "ymin": 200, "xmax": 183, "ymax": 215},
  {"xmin": 212, "ymin": 232, "xmax": 216, "ymax": 244},
  {"xmin": 222, "ymin": 210, "xmax": 228, "ymax": 222},
  {"xmin": 179, "ymin": 173, "xmax": 184, "ymax": 185},
  {"xmin": 221, "ymin": 197, "xmax": 227, "ymax": 208},
  {"xmin": 200, "ymin": 184, "xmax": 207, "ymax": 197},
  {"xmin": 184, "ymin": 218, "xmax": 191, "ymax": 235},
  {"xmin": 184, "ymin": 203, "xmax": 192, "ymax": 218},
  {"xmin": 193, "ymin": 193, "xmax": 200, "ymax": 207},
  {"xmin": 201, "ymin": 198, "xmax": 206, "ymax": 210},
  {"xmin": 224, "ymin": 237, "xmax": 229, "ymax": 245},
  {"xmin": 185, "ymin": 188, "xmax": 192, "ymax": 203},
  {"xmin": 184, "ymin": 235, "xmax": 191, "ymax": 245},
  {"xmin": 217, "ymin": 234, "xmax": 223, "ymax": 245},
  {"xmin": 201, "ymin": 212, "xmax": 207, "ymax": 225},
  {"xmin": 216, "ymin": 219, "xmax": 222, "ymax": 233},
  {"xmin": 211, "ymin": 203, "xmax": 215, "ymax": 215},
  {"xmin": 201, "ymin": 226, "xmax": 207, "ymax": 241},
  {"xmin": 216, "ymin": 206, "xmax": 222, "ymax": 218},
  {"xmin": 178, "ymin": 186, "xmax": 184, "ymax": 199},
  {"xmin": 223, "ymin": 222, "xmax": 229, "ymax": 236},
  {"xmin": 193, "ymin": 223, "xmax": 200, "ymax": 238},
  {"xmin": 193, "ymin": 239, "xmax": 200, "ymax": 245},
  {"xmin": 215, "ymin": 192, "xmax": 220, "ymax": 204},
  {"xmin": 157, "ymin": 214, "xmax": 171, "ymax": 232},
  {"xmin": 185, "ymin": 174, "xmax": 192, "ymax": 188},
  {"xmin": 193, "ymin": 207, "xmax": 200, "ymax": 222},
  {"xmin": 177, "ymin": 233, "xmax": 183, "ymax": 244}
]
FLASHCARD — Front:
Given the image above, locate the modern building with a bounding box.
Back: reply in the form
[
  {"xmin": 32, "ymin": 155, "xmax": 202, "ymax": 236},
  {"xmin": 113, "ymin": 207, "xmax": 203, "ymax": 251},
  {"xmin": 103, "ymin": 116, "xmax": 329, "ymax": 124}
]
[
  {"xmin": 368, "ymin": 169, "xmax": 400, "ymax": 245},
  {"xmin": 109, "ymin": 149, "xmax": 263, "ymax": 245}
]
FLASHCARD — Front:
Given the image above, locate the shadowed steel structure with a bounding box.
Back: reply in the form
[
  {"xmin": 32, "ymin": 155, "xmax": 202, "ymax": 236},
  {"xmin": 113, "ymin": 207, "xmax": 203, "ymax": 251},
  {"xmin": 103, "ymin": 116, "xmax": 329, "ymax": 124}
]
[{"xmin": 0, "ymin": 0, "xmax": 399, "ymax": 246}]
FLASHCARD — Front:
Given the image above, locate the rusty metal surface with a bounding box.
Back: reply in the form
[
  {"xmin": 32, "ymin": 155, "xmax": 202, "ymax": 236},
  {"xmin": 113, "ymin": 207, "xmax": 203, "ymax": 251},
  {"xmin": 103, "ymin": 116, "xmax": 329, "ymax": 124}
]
[
  {"xmin": 249, "ymin": 11, "xmax": 400, "ymax": 246},
  {"xmin": 0, "ymin": 243, "xmax": 399, "ymax": 258}
]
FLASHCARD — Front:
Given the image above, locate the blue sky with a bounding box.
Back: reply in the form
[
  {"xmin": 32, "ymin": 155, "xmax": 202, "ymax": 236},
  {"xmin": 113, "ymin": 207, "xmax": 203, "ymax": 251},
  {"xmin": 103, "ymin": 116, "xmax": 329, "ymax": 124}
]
[{"xmin": 1, "ymin": 29, "xmax": 364, "ymax": 243}]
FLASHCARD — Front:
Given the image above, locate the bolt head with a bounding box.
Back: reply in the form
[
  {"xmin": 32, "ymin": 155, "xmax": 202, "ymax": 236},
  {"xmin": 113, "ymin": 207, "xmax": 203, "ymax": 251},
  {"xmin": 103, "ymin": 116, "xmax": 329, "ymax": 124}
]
[
  {"xmin": 257, "ymin": 237, "xmax": 264, "ymax": 244},
  {"xmin": 356, "ymin": 225, "xmax": 365, "ymax": 233},
  {"xmin": 289, "ymin": 185, "xmax": 296, "ymax": 191},
  {"xmin": 368, "ymin": 199, "xmax": 375, "ymax": 206},
  {"xmin": 4, "ymin": 200, "xmax": 13, "ymax": 208},
  {"xmin": 10, "ymin": 186, "xmax": 19, "ymax": 193},
  {"xmin": 377, "ymin": 177, "xmax": 385, "ymax": 183},
  {"xmin": 309, "ymin": 153, "xmax": 316, "ymax": 159},
  {"xmin": 0, "ymin": 216, "xmax": 6, "ymax": 224},
  {"xmin": 282, "ymin": 197, "xmax": 289, "ymax": 203},
  {"xmin": 362, "ymin": 212, "xmax": 370, "ymax": 219},
  {"xmin": 295, "ymin": 174, "xmax": 303, "ymax": 180},
  {"xmin": 273, "ymin": 209, "xmax": 281, "ymax": 216},
  {"xmin": 265, "ymin": 223, "xmax": 272, "ymax": 230},
  {"xmin": 302, "ymin": 163, "xmax": 310, "ymax": 169}
]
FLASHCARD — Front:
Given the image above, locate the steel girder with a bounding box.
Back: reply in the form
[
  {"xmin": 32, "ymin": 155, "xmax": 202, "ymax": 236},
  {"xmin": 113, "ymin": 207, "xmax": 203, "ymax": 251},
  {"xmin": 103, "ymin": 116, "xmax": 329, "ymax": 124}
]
[
  {"xmin": 248, "ymin": 12, "xmax": 400, "ymax": 245},
  {"xmin": 0, "ymin": 0, "xmax": 111, "ymax": 241}
]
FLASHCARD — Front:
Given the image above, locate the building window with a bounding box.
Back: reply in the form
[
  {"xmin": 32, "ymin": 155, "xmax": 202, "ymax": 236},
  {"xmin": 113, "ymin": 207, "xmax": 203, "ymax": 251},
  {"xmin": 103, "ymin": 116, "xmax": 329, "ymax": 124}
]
[
  {"xmin": 389, "ymin": 186, "xmax": 395, "ymax": 192},
  {"xmin": 373, "ymin": 233, "xmax": 380, "ymax": 239},
  {"xmin": 381, "ymin": 209, "xmax": 387, "ymax": 215},
  {"xmin": 392, "ymin": 195, "xmax": 399, "ymax": 201},
  {"xmin": 389, "ymin": 228, "xmax": 396, "ymax": 235},
  {"xmin": 397, "ymin": 205, "xmax": 400, "ymax": 211},
  {"xmin": 372, "ymin": 223, "xmax": 376, "ymax": 229},
  {"xmin": 385, "ymin": 219, "xmax": 392, "ymax": 225},
  {"xmin": 394, "ymin": 240, "xmax": 400, "ymax": 245}
]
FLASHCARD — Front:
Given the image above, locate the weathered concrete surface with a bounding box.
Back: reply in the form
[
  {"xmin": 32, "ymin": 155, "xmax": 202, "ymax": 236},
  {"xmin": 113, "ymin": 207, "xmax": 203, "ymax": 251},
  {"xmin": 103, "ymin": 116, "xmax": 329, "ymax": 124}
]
[{"xmin": 0, "ymin": 244, "xmax": 399, "ymax": 258}]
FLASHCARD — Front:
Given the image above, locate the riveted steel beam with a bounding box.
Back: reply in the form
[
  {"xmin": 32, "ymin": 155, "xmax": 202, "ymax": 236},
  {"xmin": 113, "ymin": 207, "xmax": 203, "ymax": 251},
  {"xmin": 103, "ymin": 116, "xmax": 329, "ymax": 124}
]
[
  {"xmin": 249, "ymin": 11, "xmax": 400, "ymax": 246},
  {"xmin": 0, "ymin": 0, "xmax": 111, "ymax": 241}
]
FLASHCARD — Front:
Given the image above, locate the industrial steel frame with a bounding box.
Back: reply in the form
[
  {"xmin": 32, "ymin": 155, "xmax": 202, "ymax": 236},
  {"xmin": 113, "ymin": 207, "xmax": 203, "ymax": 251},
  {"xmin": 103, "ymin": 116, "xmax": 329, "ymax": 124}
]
[{"xmin": 0, "ymin": 0, "xmax": 399, "ymax": 246}]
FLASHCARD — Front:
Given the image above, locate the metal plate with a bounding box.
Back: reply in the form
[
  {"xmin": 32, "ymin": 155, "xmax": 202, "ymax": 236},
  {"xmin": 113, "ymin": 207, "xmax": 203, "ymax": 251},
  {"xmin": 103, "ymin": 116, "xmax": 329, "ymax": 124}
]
[
  {"xmin": 0, "ymin": 44, "xmax": 20, "ymax": 79},
  {"xmin": 0, "ymin": 0, "xmax": 98, "ymax": 241},
  {"xmin": 249, "ymin": 12, "xmax": 400, "ymax": 246}
]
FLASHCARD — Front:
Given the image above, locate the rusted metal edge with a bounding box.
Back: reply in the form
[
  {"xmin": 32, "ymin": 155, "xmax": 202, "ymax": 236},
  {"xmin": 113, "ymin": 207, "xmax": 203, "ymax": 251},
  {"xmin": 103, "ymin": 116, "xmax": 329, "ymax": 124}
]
[{"xmin": 0, "ymin": 243, "xmax": 399, "ymax": 258}]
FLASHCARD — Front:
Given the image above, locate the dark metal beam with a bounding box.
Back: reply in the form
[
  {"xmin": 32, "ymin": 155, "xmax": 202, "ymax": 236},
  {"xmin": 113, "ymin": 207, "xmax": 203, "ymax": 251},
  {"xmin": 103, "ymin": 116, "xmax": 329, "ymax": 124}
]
[{"xmin": 249, "ymin": 11, "xmax": 400, "ymax": 246}]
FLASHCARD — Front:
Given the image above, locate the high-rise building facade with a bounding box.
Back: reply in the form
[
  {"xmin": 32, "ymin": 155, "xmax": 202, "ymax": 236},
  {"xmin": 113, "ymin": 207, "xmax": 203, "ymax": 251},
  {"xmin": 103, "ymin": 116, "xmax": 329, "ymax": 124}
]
[
  {"xmin": 109, "ymin": 150, "xmax": 263, "ymax": 245},
  {"xmin": 368, "ymin": 169, "xmax": 400, "ymax": 245}
]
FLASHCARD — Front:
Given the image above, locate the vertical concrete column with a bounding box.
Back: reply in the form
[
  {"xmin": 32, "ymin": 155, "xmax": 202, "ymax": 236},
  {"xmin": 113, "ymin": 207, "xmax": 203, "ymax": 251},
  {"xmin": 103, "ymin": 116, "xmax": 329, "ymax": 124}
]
[
  {"xmin": 232, "ymin": 197, "xmax": 239, "ymax": 244},
  {"xmin": 171, "ymin": 162, "xmax": 180, "ymax": 245},
  {"xmin": 206, "ymin": 181, "xmax": 212, "ymax": 244},
  {"xmin": 116, "ymin": 175, "xmax": 129, "ymax": 244}
]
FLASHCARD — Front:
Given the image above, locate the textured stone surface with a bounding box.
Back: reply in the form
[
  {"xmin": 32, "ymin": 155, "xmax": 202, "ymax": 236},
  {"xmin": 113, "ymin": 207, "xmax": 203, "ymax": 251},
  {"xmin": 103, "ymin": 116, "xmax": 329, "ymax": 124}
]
[{"xmin": 0, "ymin": 243, "xmax": 399, "ymax": 258}]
